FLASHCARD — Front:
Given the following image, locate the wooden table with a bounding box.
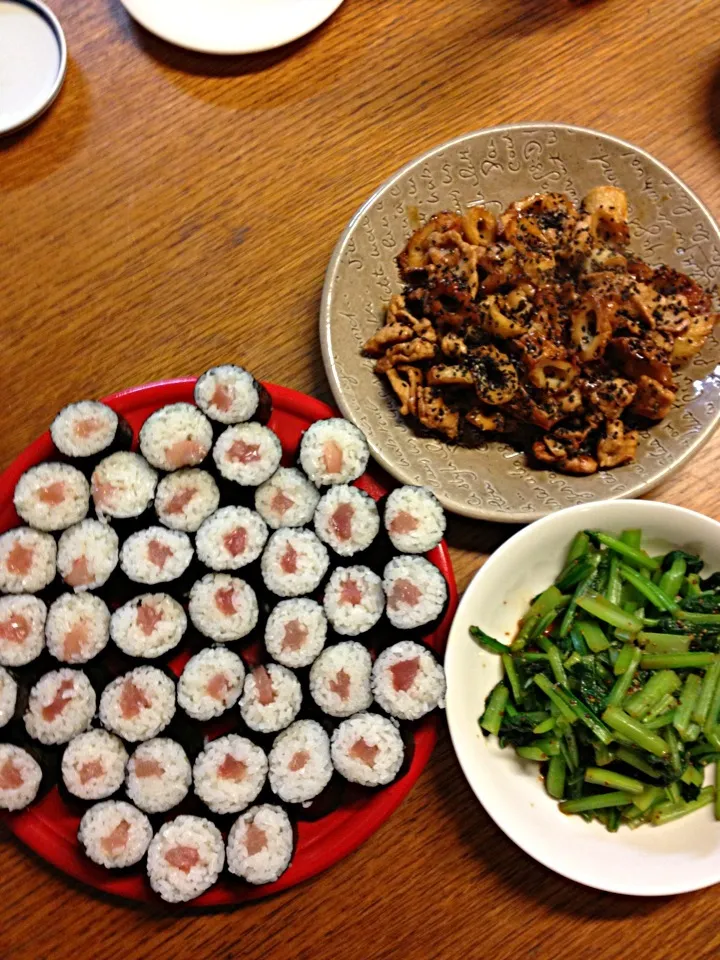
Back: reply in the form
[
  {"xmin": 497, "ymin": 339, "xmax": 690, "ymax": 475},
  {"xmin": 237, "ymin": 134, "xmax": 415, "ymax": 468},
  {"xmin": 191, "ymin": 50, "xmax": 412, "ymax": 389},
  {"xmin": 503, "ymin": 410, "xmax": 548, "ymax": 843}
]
[{"xmin": 2, "ymin": 0, "xmax": 720, "ymax": 956}]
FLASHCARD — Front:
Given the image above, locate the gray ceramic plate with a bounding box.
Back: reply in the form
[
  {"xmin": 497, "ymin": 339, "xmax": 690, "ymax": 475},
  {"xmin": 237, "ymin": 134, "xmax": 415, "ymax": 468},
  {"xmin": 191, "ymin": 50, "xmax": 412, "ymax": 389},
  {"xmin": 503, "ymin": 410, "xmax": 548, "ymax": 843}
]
[{"xmin": 320, "ymin": 123, "xmax": 720, "ymax": 522}]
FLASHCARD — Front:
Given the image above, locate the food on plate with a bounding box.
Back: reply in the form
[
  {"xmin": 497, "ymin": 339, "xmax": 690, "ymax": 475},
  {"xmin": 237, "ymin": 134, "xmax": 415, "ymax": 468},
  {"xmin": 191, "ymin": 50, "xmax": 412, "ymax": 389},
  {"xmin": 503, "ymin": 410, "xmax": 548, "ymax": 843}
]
[
  {"xmin": 192, "ymin": 734, "xmax": 267, "ymax": 815},
  {"xmin": 0, "ymin": 527, "xmax": 57, "ymax": 594},
  {"xmin": 474, "ymin": 528, "xmax": 720, "ymax": 830},
  {"xmin": 57, "ymin": 519, "xmax": 118, "ymax": 592},
  {"xmin": 154, "ymin": 469, "xmax": 220, "ymax": 533},
  {"xmin": 195, "ymin": 505, "xmax": 269, "ymax": 571},
  {"xmin": 299, "ymin": 418, "xmax": 369, "ymax": 486},
  {"xmin": 120, "ymin": 527, "xmax": 194, "ymax": 586},
  {"xmin": 268, "ymin": 719, "xmax": 333, "ymax": 804},
  {"xmin": 61, "ymin": 730, "xmax": 128, "ymax": 801},
  {"xmin": 330, "ymin": 712, "xmax": 405, "ymax": 786},
  {"xmin": 383, "ymin": 486, "xmax": 446, "ymax": 555},
  {"xmin": 188, "ymin": 572, "xmax": 259, "ymax": 642},
  {"xmin": 364, "ymin": 188, "xmax": 719, "ymax": 475},
  {"xmin": 99, "ymin": 666, "xmax": 176, "ymax": 742},
  {"xmin": 14, "ymin": 463, "xmax": 90, "ymax": 532},
  {"xmin": 111, "ymin": 594, "xmax": 187, "ymax": 659},
  {"xmin": 261, "ymin": 528, "xmax": 330, "ymax": 598},
  {"xmin": 24, "ymin": 668, "xmax": 96, "ymax": 745},
  {"xmin": 0, "ymin": 595, "xmax": 47, "ymax": 666},
  {"xmin": 309, "ymin": 641, "xmax": 373, "ymax": 718},
  {"xmin": 0, "ymin": 668, "xmax": 18, "ymax": 729},
  {"xmin": 254, "ymin": 467, "xmax": 320, "ymax": 530},
  {"xmin": 177, "ymin": 646, "xmax": 246, "ymax": 722},
  {"xmin": 78, "ymin": 800, "xmax": 153, "ymax": 869},
  {"xmin": 91, "ymin": 452, "xmax": 158, "ymax": 522},
  {"xmin": 0, "ymin": 744, "xmax": 43, "ymax": 810},
  {"xmin": 264, "ymin": 598, "xmax": 328, "ymax": 669},
  {"xmin": 383, "ymin": 555, "xmax": 448, "ymax": 629},
  {"xmin": 239, "ymin": 664, "xmax": 303, "ymax": 734},
  {"xmin": 313, "ymin": 485, "xmax": 380, "ymax": 558},
  {"xmin": 372, "ymin": 640, "xmax": 446, "ymax": 720},
  {"xmin": 125, "ymin": 738, "xmax": 192, "ymax": 814},
  {"xmin": 226, "ymin": 804, "xmax": 294, "ymax": 885},
  {"xmin": 51, "ymin": 401, "xmax": 132, "ymax": 463},
  {"xmin": 45, "ymin": 593, "xmax": 111, "ymax": 664},
  {"xmin": 147, "ymin": 815, "xmax": 225, "ymax": 903},
  {"xmin": 140, "ymin": 403, "xmax": 213, "ymax": 471},
  {"xmin": 213, "ymin": 423, "xmax": 282, "ymax": 486},
  {"xmin": 194, "ymin": 364, "xmax": 271, "ymax": 425}
]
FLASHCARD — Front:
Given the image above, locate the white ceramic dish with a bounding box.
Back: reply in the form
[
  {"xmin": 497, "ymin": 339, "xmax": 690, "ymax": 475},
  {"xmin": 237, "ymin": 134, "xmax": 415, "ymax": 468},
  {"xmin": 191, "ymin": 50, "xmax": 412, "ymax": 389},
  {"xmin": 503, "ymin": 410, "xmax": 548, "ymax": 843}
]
[
  {"xmin": 445, "ymin": 499, "xmax": 720, "ymax": 896},
  {"xmin": 118, "ymin": 0, "xmax": 345, "ymax": 55}
]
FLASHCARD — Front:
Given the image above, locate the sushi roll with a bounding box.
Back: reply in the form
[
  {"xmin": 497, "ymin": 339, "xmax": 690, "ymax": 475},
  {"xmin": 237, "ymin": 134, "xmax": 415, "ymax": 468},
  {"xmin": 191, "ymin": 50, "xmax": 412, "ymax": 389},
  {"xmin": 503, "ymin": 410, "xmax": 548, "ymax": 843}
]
[
  {"xmin": 372, "ymin": 640, "xmax": 446, "ymax": 720},
  {"xmin": 309, "ymin": 642, "xmax": 373, "ymax": 718},
  {"xmin": 62, "ymin": 730, "xmax": 128, "ymax": 801},
  {"xmin": 254, "ymin": 467, "xmax": 320, "ymax": 530},
  {"xmin": 120, "ymin": 528, "xmax": 193, "ymax": 586},
  {"xmin": 99, "ymin": 666, "xmax": 176, "ymax": 742},
  {"xmin": 177, "ymin": 647, "xmax": 246, "ymax": 721},
  {"xmin": 46, "ymin": 593, "xmax": 111, "ymax": 664},
  {"xmin": 188, "ymin": 573, "xmax": 259, "ymax": 643},
  {"xmin": 313, "ymin": 485, "xmax": 380, "ymax": 557},
  {"xmin": 195, "ymin": 506, "xmax": 268, "ymax": 571},
  {"xmin": 110, "ymin": 594, "xmax": 187, "ymax": 659},
  {"xmin": 260, "ymin": 529, "xmax": 329, "ymax": 599},
  {"xmin": 226, "ymin": 804, "xmax": 293, "ymax": 885},
  {"xmin": 264, "ymin": 599, "xmax": 327, "ymax": 669},
  {"xmin": 125, "ymin": 738, "xmax": 192, "ymax": 814},
  {"xmin": 24, "ymin": 668, "xmax": 96, "ymax": 744},
  {"xmin": 0, "ymin": 596, "xmax": 47, "ymax": 666},
  {"xmin": 147, "ymin": 815, "xmax": 225, "ymax": 903},
  {"xmin": 299, "ymin": 419, "xmax": 369, "ymax": 487},
  {"xmin": 139, "ymin": 403, "xmax": 213, "ymax": 471},
  {"xmin": 240, "ymin": 664, "xmax": 302, "ymax": 734},
  {"xmin": 51, "ymin": 401, "xmax": 132, "ymax": 464},
  {"xmin": 383, "ymin": 556, "xmax": 447, "ymax": 630},
  {"xmin": 0, "ymin": 744, "xmax": 43, "ymax": 810},
  {"xmin": 57, "ymin": 520, "xmax": 119, "ymax": 592},
  {"xmin": 194, "ymin": 364, "xmax": 271, "ymax": 425},
  {"xmin": 330, "ymin": 712, "xmax": 404, "ymax": 787},
  {"xmin": 213, "ymin": 423, "xmax": 282, "ymax": 487},
  {"xmin": 0, "ymin": 527, "xmax": 57, "ymax": 594},
  {"xmin": 0, "ymin": 668, "xmax": 18, "ymax": 729},
  {"xmin": 91, "ymin": 452, "xmax": 158, "ymax": 522},
  {"xmin": 13, "ymin": 463, "xmax": 90, "ymax": 532},
  {"xmin": 78, "ymin": 800, "xmax": 152, "ymax": 869},
  {"xmin": 323, "ymin": 566, "xmax": 384, "ymax": 636},
  {"xmin": 192, "ymin": 734, "xmax": 267, "ymax": 815},
  {"xmin": 268, "ymin": 719, "xmax": 332, "ymax": 805},
  {"xmin": 154, "ymin": 469, "xmax": 220, "ymax": 532},
  {"xmin": 384, "ymin": 486, "xmax": 446, "ymax": 554}
]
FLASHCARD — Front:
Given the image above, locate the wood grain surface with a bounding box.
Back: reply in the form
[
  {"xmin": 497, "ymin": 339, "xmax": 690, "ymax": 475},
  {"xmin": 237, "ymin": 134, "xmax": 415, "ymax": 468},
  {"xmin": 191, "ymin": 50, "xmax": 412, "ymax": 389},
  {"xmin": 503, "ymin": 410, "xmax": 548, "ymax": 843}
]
[{"xmin": 2, "ymin": 0, "xmax": 720, "ymax": 956}]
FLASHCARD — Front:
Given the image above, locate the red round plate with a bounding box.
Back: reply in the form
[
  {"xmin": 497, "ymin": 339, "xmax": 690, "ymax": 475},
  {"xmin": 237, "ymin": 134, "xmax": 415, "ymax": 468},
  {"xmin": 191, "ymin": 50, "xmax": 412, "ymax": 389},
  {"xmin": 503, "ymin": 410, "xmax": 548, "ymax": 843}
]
[{"xmin": 0, "ymin": 379, "xmax": 457, "ymax": 906}]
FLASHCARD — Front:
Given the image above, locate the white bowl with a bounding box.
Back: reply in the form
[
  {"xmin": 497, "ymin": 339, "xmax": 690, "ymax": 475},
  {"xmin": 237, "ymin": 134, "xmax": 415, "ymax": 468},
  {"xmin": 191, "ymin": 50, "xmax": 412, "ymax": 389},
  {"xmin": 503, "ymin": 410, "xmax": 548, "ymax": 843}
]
[{"xmin": 446, "ymin": 499, "xmax": 720, "ymax": 896}]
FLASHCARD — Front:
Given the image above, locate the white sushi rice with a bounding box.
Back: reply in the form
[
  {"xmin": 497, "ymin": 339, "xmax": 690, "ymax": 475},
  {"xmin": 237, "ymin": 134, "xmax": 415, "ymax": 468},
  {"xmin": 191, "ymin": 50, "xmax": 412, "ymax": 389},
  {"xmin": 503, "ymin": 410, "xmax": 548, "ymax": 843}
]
[
  {"xmin": 0, "ymin": 527, "xmax": 57, "ymax": 594},
  {"xmin": 46, "ymin": 593, "xmax": 111, "ymax": 664},
  {"xmin": 194, "ymin": 365, "xmax": 260, "ymax": 424},
  {"xmin": 0, "ymin": 667, "xmax": 18, "ymax": 728},
  {"xmin": 25, "ymin": 668, "xmax": 96, "ymax": 745},
  {"xmin": 99, "ymin": 666, "xmax": 176, "ymax": 742},
  {"xmin": 268, "ymin": 719, "xmax": 332, "ymax": 804},
  {"xmin": 91, "ymin": 452, "xmax": 158, "ymax": 521},
  {"xmin": 51, "ymin": 401, "xmax": 120, "ymax": 459},
  {"xmin": 299, "ymin": 419, "xmax": 369, "ymax": 486},
  {"xmin": 240, "ymin": 664, "xmax": 302, "ymax": 734},
  {"xmin": 62, "ymin": 730, "xmax": 129, "ymax": 800},
  {"xmin": 120, "ymin": 527, "xmax": 193, "ymax": 585},
  {"xmin": 254, "ymin": 467, "xmax": 320, "ymax": 530},
  {"xmin": 313, "ymin": 485, "xmax": 380, "ymax": 557},
  {"xmin": 0, "ymin": 595, "xmax": 47, "ymax": 666},
  {"xmin": 139, "ymin": 403, "xmax": 214, "ymax": 472},
  {"xmin": 213, "ymin": 423, "xmax": 282, "ymax": 486},
  {"xmin": 14, "ymin": 463, "xmax": 90, "ymax": 532},
  {"xmin": 78, "ymin": 800, "xmax": 152, "ymax": 869},
  {"xmin": 384, "ymin": 485, "xmax": 446, "ymax": 554},
  {"xmin": 111, "ymin": 594, "xmax": 187, "ymax": 659},
  {"xmin": 323, "ymin": 566, "xmax": 384, "ymax": 636},
  {"xmin": 177, "ymin": 646, "xmax": 246, "ymax": 721},
  {"xmin": 309, "ymin": 642, "xmax": 373, "ymax": 718},
  {"xmin": 264, "ymin": 599, "xmax": 327, "ymax": 669},
  {"xmin": 196, "ymin": 506, "xmax": 268, "ymax": 571},
  {"xmin": 227, "ymin": 804, "xmax": 293, "ymax": 885},
  {"xmin": 260, "ymin": 528, "xmax": 329, "ymax": 598},
  {"xmin": 193, "ymin": 734, "xmax": 268, "ymax": 815},
  {"xmin": 154, "ymin": 469, "xmax": 220, "ymax": 532},
  {"xmin": 147, "ymin": 815, "xmax": 225, "ymax": 903},
  {"xmin": 331, "ymin": 712, "xmax": 404, "ymax": 787},
  {"xmin": 189, "ymin": 573, "xmax": 259, "ymax": 643},
  {"xmin": 383, "ymin": 555, "xmax": 447, "ymax": 630},
  {"xmin": 0, "ymin": 744, "xmax": 43, "ymax": 810},
  {"xmin": 126, "ymin": 738, "xmax": 192, "ymax": 814},
  {"xmin": 57, "ymin": 520, "xmax": 119, "ymax": 592},
  {"xmin": 372, "ymin": 640, "xmax": 446, "ymax": 720}
]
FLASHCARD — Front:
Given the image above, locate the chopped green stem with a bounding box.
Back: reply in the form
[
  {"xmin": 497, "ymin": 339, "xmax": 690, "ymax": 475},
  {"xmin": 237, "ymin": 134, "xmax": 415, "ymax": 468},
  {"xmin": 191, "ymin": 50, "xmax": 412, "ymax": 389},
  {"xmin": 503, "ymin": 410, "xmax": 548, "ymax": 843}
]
[
  {"xmin": 606, "ymin": 555, "xmax": 622, "ymax": 606},
  {"xmin": 559, "ymin": 555, "xmax": 602, "ymax": 638},
  {"xmin": 501, "ymin": 654, "xmax": 522, "ymax": 704},
  {"xmin": 659, "ymin": 556, "xmax": 686, "ymax": 601},
  {"xmin": 585, "ymin": 767, "xmax": 647, "ymax": 795},
  {"xmin": 510, "ymin": 615, "xmax": 538, "ymax": 653},
  {"xmin": 638, "ymin": 632, "xmax": 692, "ymax": 655},
  {"xmin": 531, "ymin": 601, "xmax": 569, "ymax": 640},
  {"xmin": 641, "ymin": 653, "xmax": 719, "ymax": 670},
  {"xmin": 681, "ymin": 765, "xmax": 704, "ymax": 787},
  {"xmin": 590, "ymin": 532, "xmax": 660, "ymax": 570},
  {"xmin": 625, "ymin": 670, "xmax": 681, "ymax": 720},
  {"xmin": 704, "ymin": 677, "xmax": 720, "ymax": 739},
  {"xmin": 546, "ymin": 754, "xmax": 566, "ymax": 800},
  {"xmin": 594, "ymin": 743, "xmax": 613, "ymax": 766},
  {"xmin": 469, "ymin": 626, "xmax": 508, "ymax": 656},
  {"xmin": 566, "ymin": 531, "xmax": 590, "ymax": 565},
  {"xmin": 576, "ymin": 619, "xmax": 610, "ymax": 653},
  {"xmin": 692, "ymin": 663, "xmax": 720, "ymax": 726},
  {"xmin": 614, "ymin": 747, "xmax": 660, "ymax": 779},
  {"xmin": 480, "ymin": 684, "xmax": 509, "ymax": 736},
  {"xmin": 677, "ymin": 611, "xmax": 720, "ymax": 626},
  {"xmin": 674, "ymin": 673, "xmax": 702, "ymax": 739},
  {"xmin": 563, "ymin": 651, "xmax": 582, "ymax": 670},
  {"xmin": 556, "ymin": 556, "xmax": 599, "ymax": 592},
  {"xmin": 607, "ymin": 647, "xmax": 642, "ymax": 707},
  {"xmin": 666, "ymin": 726, "xmax": 684, "ymax": 779},
  {"xmin": 643, "ymin": 710, "xmax": 676, "ymax": 730},
  {"xmin": 613, "ymin": 642, "xmax": 636, "ymax": 676},
  {"xmin": 560, "ymin": 791, "xmax": 635, "ymax": 814},
  {"xmin": 516, "ymin": 745, "xmax": 550, "ymax": 762},
  {"xmin": 603, "ymin": 706, "xmax": 670, "ymax": 757},
  {"xmin": 651, "ymin": 787, "xmax": 715, "ymax": 826},
  {"xmin": 681, "ymin": 722, "xmax": 701, "ymax": 743},
  {"xmin": 644, "ymin": 692, "xmax": 678, "ymax": 724},
  {"xmin": 533, "ymin": 674, "xmax": 577, "ymax": 723},
  {"xmin": 620, "ymin": 529, "xmax": 642, "ymax": 549},
  {"xmin": 564, "ymin": 729, "xmax": 580, "ymax": 770},
  {"xmin": 569, "ymin": 625, "xmax": 589, "ymax": 655},
  {"xmin": 576, "ymin": 593, "xmax": 643, "ymax": 634},
  {"xmin": 632, "ymin": 785, "xmax": 665, "ymax": 813},
  {"xmin": 524, "ymin": 586, "xmax": 565, "ymax": 625},
  {"xmin": 532, "ymin": 717, "xmax": 556, "ymax": 735},
  {"xmin": 618, "ymin": 564, "xmax": 678, "ymax": 613}
]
